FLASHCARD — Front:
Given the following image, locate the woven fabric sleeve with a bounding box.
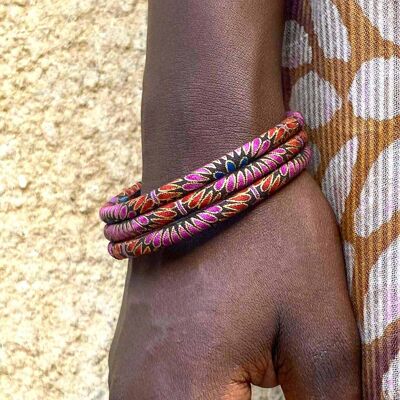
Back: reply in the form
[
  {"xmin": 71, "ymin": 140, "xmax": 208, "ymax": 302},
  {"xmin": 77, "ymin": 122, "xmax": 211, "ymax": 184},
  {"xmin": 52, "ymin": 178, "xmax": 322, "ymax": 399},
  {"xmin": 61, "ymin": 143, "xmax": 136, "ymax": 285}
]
[{"xmin": 282, "ymin": 1, "xmax": 400, "ymax": 398}]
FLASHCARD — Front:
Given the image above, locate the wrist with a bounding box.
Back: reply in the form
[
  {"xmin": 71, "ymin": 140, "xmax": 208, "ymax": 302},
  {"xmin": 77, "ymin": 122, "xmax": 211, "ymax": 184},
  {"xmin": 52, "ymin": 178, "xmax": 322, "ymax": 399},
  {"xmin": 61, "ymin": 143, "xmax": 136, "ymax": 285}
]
[
  {"xmin": 140, "ymin": 84, "xmax": 286, "ymax": 192},
  {"xmin": 140, "ymin": 0, "xmax": 286, "ymax": 192}
]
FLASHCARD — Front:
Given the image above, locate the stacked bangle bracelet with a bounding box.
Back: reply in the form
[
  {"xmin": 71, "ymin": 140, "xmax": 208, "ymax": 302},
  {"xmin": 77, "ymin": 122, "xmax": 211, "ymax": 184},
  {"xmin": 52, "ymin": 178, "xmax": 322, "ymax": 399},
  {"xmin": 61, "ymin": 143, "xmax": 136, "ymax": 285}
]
[{"xmin": 100, "ymin": 112, "xmax": 311, "ymax": 260}]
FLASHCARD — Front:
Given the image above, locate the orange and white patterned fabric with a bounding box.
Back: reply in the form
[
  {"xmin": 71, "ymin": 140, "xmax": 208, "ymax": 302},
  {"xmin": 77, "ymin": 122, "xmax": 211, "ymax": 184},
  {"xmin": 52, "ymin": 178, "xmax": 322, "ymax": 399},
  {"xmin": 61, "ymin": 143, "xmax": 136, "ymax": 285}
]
[{"xmin": 283, "ymin": 1, "xmax": 399, "ymax": 398}]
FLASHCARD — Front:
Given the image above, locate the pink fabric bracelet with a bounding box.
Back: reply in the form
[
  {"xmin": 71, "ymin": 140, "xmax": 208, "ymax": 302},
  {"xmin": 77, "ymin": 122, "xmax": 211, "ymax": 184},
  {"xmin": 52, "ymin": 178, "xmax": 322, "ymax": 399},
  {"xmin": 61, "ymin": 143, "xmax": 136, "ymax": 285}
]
[
  {"xmin": 99, "ymin": 112, "xmax": 304, "ymax": 224},
  {"xmin": 108, "ymin": 145, "xmax": 312, "ymax": 259},
  {"xmin": 100, "ymin": 112, "xmax": 310, "ymax": 260},
  {"xmin": 104, "ymin": 131, "xmax": 308, "ymax": 242}
]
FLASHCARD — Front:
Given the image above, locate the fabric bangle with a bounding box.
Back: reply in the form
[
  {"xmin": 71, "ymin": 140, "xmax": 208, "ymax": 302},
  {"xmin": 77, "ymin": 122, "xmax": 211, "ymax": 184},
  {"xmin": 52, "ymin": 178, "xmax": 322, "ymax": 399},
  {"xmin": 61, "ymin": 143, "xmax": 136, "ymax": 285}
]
[
  {"xmin": 99, "ymin": 112, "xmax": 304, "ymax": 224},
  {"xmin": 104, "ymin": 131, "xmax": 308, "ymax": 242},
  {"xmin": 108, "ymin": 145, "xmax": 312, "ymax": 260}
]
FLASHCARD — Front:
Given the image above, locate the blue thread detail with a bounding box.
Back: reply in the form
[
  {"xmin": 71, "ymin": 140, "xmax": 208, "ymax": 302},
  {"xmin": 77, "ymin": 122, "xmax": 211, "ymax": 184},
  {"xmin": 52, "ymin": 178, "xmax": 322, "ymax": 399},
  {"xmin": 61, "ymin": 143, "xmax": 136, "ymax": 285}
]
[
  {"xmin": 239, "ymin": 157, "xmax": 248, "ymax": 168},
  {"xmin": 119, "ymin": 195, "xmax": 129, "ymax": 202},
  {"xmin": 226, "ymin": 160, "xmax": 236, "ymax": 173},
  {"xmin": 214, "ymin": 171, "xmax": 225, "ymax": 179}
]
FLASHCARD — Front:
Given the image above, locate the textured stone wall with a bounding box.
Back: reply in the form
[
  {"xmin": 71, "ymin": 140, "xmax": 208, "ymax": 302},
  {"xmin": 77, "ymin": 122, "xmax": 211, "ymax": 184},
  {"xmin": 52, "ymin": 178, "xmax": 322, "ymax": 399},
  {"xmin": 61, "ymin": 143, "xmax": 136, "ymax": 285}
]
[
  {"xmin": 1, "ymin": 1, "xmax": 146, "ymax": 398},
  {"xmin": 0, "ymin": 1, "xmax": 278, "ymax": 399}
]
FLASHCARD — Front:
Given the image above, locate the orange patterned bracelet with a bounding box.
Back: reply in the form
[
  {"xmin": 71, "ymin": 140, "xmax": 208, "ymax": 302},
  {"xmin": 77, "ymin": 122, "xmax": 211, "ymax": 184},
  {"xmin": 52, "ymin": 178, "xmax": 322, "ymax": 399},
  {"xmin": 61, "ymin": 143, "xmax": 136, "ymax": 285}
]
[
  {"xmin": 104, "ymin": 131, "xmax": 308, "ymax": 243},
  {"xmin": 99, "ymin": 112, "xmax": 304, "ymax": 224},
  {"xmin": 108, "ymin": 146, "xmax": 311, "ymax": 259},
  {"xmin": 100, "ymin": 112, "xmax": 309, "ymax": 259}
]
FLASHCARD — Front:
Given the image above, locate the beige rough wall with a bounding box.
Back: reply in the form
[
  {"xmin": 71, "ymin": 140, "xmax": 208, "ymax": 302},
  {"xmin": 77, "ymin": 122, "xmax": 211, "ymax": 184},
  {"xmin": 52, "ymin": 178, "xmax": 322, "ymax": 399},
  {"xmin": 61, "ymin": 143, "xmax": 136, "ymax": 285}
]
[
  {"xmin": 0, "ymin": 1, "xmax": 279, "ymax": 399},
  {"xmin": 1, "ymin": 0, "xmax": 145, "ymax": 398}
]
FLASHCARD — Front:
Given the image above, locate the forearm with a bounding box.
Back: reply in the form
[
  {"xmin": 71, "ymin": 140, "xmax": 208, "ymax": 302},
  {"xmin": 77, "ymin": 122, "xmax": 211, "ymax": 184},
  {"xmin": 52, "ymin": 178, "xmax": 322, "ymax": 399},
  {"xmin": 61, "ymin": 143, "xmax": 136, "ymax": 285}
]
[
  {"xmin": 141, "ymin": 0, "xmax": 285, "ymax": 192},
  {"xmin": 109, "ymin": 3, "xmax": 362, "ymax": 397}
]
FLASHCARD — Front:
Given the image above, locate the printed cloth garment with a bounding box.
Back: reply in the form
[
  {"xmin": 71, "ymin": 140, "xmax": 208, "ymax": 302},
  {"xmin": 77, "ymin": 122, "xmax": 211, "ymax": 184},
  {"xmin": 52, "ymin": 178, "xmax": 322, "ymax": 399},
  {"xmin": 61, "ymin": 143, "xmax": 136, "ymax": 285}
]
[{"xmin": 282, "ymin": 0, "xmax": 400, "ymax": 399}]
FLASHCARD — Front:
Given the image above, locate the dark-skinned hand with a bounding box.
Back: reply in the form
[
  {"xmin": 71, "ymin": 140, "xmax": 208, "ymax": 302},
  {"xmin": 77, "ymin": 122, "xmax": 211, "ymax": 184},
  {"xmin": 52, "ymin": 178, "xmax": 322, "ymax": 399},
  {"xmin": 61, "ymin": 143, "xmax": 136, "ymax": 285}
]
[{"xmin": 107, "ymin": 1, "xmax": 361, "ymax": 398}]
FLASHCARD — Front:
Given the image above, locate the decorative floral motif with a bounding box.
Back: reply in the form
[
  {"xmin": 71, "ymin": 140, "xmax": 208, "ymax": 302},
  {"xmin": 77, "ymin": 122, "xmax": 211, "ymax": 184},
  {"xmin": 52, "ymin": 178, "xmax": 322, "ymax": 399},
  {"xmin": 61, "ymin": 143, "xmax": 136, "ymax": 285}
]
[
  {"xmin": 108, "ymin": 147, "xmax": 311, "ymax": 259},
  {"xmin": 104, "ymin": 132, "xmax": 308, "ymax": 242},
  {"xmin": 349, "ymin": 57, "xmax": 400, "ymax": 121},
  {"xmin": 282, "ymin": 20, "xmax": 313, "ymax": 68},
  {"xmin": 355, "ymin": 139, "xmax": 400, "ymax": 238},
  {"xmin": 321, "ymin": 136, "xmax": 358, "ymax": 222},
  {"xmin": 283, "ymin": 1, "xmax": 400, "ymax": 397},
  {"xmin": 310, "ymin": 0, "xmax": 351, "ymax": 61},
  {"xmin": 289, "ymin": 71, "xmax": 342, "ymax": 129},
  {"xmin": 362, "ymin": 236, "xmax": 400, "ymax": 344},
  {"xmin": 99, "ymin": 113, "xmax": 304, "ymax": 223},
  {"xmin": 356, "ymin": 0, "xmax": 400, "ymax": 46}
]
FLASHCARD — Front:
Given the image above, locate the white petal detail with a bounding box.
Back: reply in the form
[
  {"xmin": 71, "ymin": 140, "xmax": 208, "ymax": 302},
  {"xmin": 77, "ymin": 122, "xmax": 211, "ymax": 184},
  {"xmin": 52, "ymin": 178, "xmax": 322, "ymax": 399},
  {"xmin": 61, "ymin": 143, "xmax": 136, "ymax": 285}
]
[
  {"xmin": 362, "ymin": 236, "xmax": 400, "ymax": 344},
  {"xmin": 382, "ymin": 351, "xmax": 400, "ymax": 399},
  {"xmin": 356, "ymin": 0, "xmax": 400, "ymax": 45},
  {"xmin": 282, "ymin": 20, "xmax": 313, "ymax": 68},
  {"xmin": 342, "ymin": 241, "xmax": 355, "ymax": 295},
  {"xmin": 307, "ymin": 142, "xmax": 321, "ymax": 176},
  {"xmin": 321, "ymin": 137, "xmax": 358, "ymax": 222},
  {"xmin": 289, "ymin": 71, "xmax": 342, "ymax": 129},
  {"xmin": 355, "ymin": 139, "xmax": 400, "ymax": 237},
  {"xmin": 349, "ymin": 57, "xmax": 400, "ymax": 121},
  {"xmin": 310, "ymin": 0, "xmax": 351, "ymax": 61}
]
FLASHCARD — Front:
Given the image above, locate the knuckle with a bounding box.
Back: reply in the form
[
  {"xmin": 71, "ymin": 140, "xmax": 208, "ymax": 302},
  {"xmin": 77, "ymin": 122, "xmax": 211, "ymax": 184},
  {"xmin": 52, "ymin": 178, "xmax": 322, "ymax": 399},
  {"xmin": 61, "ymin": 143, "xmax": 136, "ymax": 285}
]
[{"xmin": 309, "ymin": 327, "xmax": 361, "ymax": 385}]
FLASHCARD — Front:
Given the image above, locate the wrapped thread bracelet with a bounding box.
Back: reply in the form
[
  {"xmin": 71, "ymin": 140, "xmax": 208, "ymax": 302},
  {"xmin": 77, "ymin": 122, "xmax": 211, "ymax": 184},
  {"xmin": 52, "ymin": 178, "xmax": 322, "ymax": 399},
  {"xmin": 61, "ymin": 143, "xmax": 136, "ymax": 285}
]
[
  {"xmin": 108, "ymin": 148, "xmax": 311, "ymax": 259},
  {"xmin": 104, "ymin": 131, "xmax": 307, "ymax": 242},
  {"xmin": 100, "ymin": 112, "xmax": 305, "ymax": 224},
  {"xmin": 100, "ymin": 112, "xmax": 311, "ymax": 260}
]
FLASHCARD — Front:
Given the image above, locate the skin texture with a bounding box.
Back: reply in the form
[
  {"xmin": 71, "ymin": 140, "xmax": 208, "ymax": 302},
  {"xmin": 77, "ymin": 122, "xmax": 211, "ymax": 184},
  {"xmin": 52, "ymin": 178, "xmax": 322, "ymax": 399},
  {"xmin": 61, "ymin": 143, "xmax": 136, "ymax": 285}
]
[{"xmin": 108, "ymin": 1, "xmax": 362, "ymax": 399}]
